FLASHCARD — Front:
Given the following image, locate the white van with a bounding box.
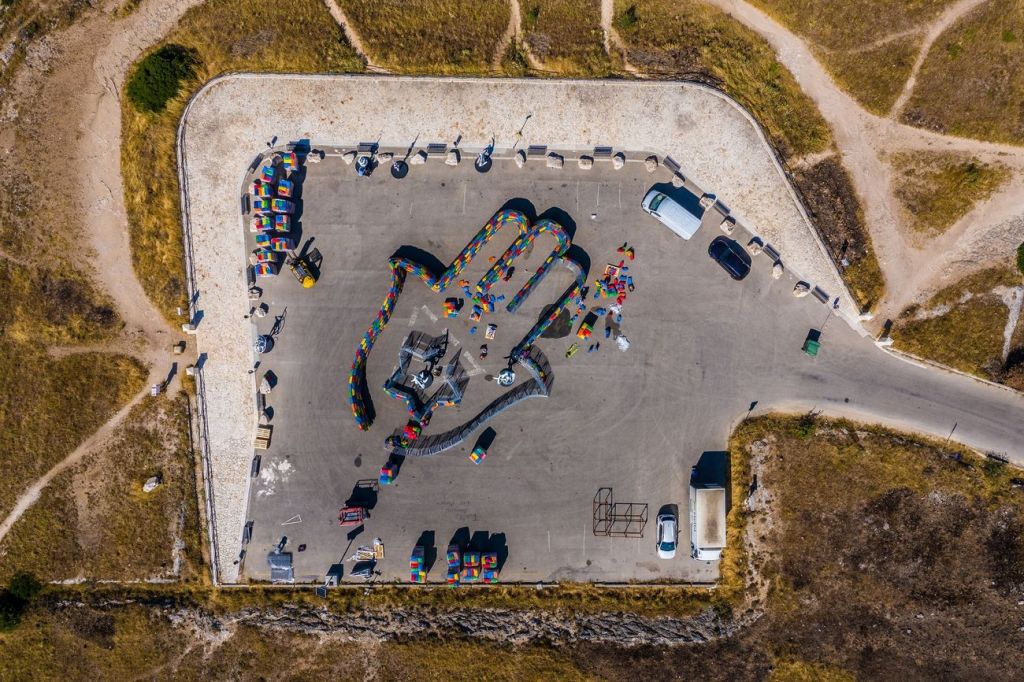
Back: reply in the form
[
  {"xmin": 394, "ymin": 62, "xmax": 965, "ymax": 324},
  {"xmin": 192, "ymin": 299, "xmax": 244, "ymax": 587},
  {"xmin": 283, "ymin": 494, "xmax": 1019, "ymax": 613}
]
[{"xmin": 641, "ymin": 189, "xmax": 703, "ymax": 240}]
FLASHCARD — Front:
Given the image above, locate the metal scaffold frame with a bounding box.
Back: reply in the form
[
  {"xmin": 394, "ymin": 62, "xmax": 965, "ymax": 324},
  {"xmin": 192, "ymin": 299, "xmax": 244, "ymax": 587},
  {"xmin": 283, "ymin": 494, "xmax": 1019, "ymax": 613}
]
[{"xmin": 593, "ymin": 487, "xmax": 648, "ymax": 538}]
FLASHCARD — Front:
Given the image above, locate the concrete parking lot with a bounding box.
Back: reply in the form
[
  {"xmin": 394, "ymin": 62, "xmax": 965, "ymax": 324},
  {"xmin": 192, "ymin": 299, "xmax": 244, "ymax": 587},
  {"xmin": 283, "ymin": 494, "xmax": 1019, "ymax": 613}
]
[{"xmin": 240, "ymin": 151, "xmax": 1024, "ymax": 585}]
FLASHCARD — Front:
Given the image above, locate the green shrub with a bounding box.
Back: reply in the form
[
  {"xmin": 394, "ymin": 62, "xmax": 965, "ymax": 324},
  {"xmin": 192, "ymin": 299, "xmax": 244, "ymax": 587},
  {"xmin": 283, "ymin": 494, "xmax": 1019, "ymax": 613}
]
[
  {"xmin": 7, "ymin": 572, "xmax": 41, "ymax": 601},
  {"xmin": 1017, "ymin": 242, "xmax": 1024, "ymax": 276},
  {"xmin": 125, "ymin": 44, "xmax": 197, "ymax": 113},
  {"xmin": 615, "ymin": 5, "xmax": 639, "ymax": 30}
]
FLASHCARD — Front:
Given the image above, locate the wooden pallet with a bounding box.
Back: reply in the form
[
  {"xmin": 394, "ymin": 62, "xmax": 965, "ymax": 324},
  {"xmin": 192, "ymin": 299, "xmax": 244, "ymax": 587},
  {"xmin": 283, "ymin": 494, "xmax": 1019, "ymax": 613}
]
[{"xmin": 255, "ymin": 425, "xmax": 273, "ymax": 450}]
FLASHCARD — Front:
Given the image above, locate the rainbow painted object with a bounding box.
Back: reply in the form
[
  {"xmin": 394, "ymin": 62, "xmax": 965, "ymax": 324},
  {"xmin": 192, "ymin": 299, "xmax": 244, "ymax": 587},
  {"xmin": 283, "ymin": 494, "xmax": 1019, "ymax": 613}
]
[
  {"xmin": 254, "ymin": 262, "xmax": 278, "ymax": 277},
  {"xmin": 277, "ymin": 178, "xmax": 294, "ymax": 198},
  {"xmin": 347, "ymin": 209, "xmax": 587, "ymax": 431},
  {"xmin": 469, "ymin": 445, "xmax": 487, "ymax": 464}
]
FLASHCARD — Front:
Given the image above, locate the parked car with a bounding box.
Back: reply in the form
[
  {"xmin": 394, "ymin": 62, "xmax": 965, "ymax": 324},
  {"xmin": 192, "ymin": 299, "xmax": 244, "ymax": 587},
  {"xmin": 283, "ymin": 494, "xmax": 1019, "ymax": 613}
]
[
  {"xmin": 656, "ymin": 512, "xmax": 678, "ymax": 559},
  {"xmin": 708, "ymin": 236, "xmax": 751, "ymax": 280},
  {"xmin": 641, "ymin": 189, "xmax": 704, "ymax": 240}
]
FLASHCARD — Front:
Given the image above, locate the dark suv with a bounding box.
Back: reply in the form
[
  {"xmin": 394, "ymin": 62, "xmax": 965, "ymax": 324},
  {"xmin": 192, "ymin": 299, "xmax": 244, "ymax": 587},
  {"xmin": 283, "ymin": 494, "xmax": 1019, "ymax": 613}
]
[{"xmin": 708, "ymin": 236, "xmax": 751, "ymax": 280}]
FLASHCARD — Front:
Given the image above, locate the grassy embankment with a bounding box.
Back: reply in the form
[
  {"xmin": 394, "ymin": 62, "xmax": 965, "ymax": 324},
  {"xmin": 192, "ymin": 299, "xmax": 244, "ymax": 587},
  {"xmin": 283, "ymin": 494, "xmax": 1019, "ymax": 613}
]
[
  {"xmin": 790, "ymin": 157, "xmax": 884, "ymax": 310},
  {"xmin": 522, "ymin": 0, "xmax": 612, "ymax": 76},
  {"xmin": 337, "ymin": 0, "xmax": 509, "ymax": 74},
  {"xmin": 904, "ymin": 0, "xmax": 1024, "ymax": 143},
  {"xmin": 4, "ymin": 415, "xmax": 1024, "ymax": 679},
  {"xmin": 747, "ymin": 0, "xmax": 958, "ymax": 114},
  {"xmin": 893, "ymin": 266, "xmax": 1024, "ymax": 379},
  {"xmin": 0, "ymin": 394, "xmax": 203, "ymax": 584},
  {"xmin": 611, "ymin": 1, "xmax": 884, "ymax": 311},
  {"xmin": 891, "ymin": 151, "xmax": 1012, "ymax": 235},
  {"xmin": 121, "ymin": 0, "xmax": 365, "ymax": 322}
]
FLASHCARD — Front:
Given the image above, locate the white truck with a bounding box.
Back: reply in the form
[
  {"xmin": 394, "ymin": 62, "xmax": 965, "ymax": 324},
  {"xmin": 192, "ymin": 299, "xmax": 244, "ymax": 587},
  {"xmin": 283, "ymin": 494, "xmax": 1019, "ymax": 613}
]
[{"xmin": 690, "ymin": 475, "xmax": 726, "ymax": 561}]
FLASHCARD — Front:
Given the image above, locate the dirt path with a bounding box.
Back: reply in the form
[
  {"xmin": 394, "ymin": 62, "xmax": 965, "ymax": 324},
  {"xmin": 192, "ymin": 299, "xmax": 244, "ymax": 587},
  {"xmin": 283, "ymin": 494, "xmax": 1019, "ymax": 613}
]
[
  {"xmin": 889, "ymin": 0, "xmax": 989, "ymax": 117},
  {"xmin": 320, "ymin": 0, "xmax": 388, "ymax": 73},
  {"xmin": 0, "ymin": 384, "xmax": 151, "ymax": 544},
  {"xmin": 493, "ymin": 0, "xmax": 546, "ymax": 73},
  {"xmin": 702, "ymin": 0, "xmax": 1024, "ymax": 320},
  {"xmin": 600, "ymin": 0, "xmax": 643, "ymax": 76},
  {"xmin": 500, "ymin": 0, "xmax": 546, "ymax": 72},
  {"xmin": 0, "ymin": 0, "xmax": 200, "ymax": 545}
]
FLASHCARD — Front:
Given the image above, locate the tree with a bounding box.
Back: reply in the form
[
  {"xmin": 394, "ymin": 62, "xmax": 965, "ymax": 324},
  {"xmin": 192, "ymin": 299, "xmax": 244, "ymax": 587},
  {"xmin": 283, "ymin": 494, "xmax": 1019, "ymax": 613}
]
[
  {"xmin": 126, "ymin": 44, "xmax": 198, "ymax": 113},
  {"xmin": 7, "ymin": 572, "xmax": 41, "ymax": 601}
]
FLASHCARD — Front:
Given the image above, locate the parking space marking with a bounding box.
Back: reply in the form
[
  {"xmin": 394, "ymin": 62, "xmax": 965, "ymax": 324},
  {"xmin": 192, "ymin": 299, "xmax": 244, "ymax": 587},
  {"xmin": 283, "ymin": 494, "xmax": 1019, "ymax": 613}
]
[
  {"xmin": 462, "ymin": 350, "xmax": 485, "ymax": 376},
  {"xmin": 281, "ymin": 515, "xmax": 302, "ymax": 525},
  {"xmin": 408, "ymin": 306, "xmax": 419, "ymax": 326},
  {"xmin": 421, "ymin": 304, "xmax": 438, "ymax": 322}
]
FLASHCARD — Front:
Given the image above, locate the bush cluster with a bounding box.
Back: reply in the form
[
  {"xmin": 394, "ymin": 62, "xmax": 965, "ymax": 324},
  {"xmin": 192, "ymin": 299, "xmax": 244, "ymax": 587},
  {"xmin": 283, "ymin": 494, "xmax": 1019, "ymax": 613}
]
[{"xmin": 125, "ymin": 44, "xmax": 198, "ymax": 113}]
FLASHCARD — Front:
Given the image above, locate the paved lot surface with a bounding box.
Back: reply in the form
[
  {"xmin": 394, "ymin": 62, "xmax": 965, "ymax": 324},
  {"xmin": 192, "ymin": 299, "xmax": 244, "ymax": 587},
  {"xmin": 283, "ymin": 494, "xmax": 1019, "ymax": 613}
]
[
  {"xmin": 241, "ymin": 155, "xmax": 1024, "ymax": 584},
  {"xmin": 181, "ymin": 75, "xmax": 857, "ymax": 581}
]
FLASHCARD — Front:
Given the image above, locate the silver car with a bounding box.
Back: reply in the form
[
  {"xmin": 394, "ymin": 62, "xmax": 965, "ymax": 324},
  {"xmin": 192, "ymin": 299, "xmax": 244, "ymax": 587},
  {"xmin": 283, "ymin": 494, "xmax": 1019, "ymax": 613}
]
[{"xmin": 656, "ymin": 512, "xmax": 678, "ymax": 559}]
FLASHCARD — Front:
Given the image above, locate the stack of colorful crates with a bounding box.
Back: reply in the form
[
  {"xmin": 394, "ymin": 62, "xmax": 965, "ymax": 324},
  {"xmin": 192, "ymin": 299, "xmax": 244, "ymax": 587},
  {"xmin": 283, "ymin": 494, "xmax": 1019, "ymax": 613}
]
[
  {"xmin": 271, "ymin": 198, "xmax": 294, "ymax": 214},
  {"xmin": 576, "ymin": 319, "xmax": 593, "ymax": 340},
  {"xmin": 410, "ymin": 546, "xmax": 426, "ymax": 583},
  {"xmin": 269, "ymin": 237, "xmax": 293, "ymax": 252},
  {"xmin": 446, "ymin": 545, "xmax": 461, "ymax": 586},
  {"xmin": 281, "ymin": 151, "xmax": 298, "ymax": 174},
  {"xmin": 481, "ymin": 552, "xmax": 499, "ymax": 583},
  {"xmin": 251, "ymin": 180, "xmax": 271, "ymax": 197},
  {"xmin": 254, "ymin": 262, "xmax": 277, "ymax": 277},
  {"xmin": 277, "ymin": 178, "xmax": 294, "ymax": 198},
  {"xmin": 252, "ymin": 198, "xmax": 271, "ymax": 214},
  {"xmin": 461, "ymin": 552, "xmax": 481, "ymax": 583},
  {"xmin": 274, "ymin": 214, "xmax": 290, "ymax": 232},
  {"xmin": 379, "ymin": 463, "xmax": 396, "ymax": 486},
  {"xmin": 442, "ymin": 298, "xmax": 462, "ymax": 318},
  {"xmin": 259, "ymin": 164, "xmax": 275, "ymax": 183},
  {"xmin": 253, "ymin": 248, "xmax": 277, "ymax": 264},
  {"xmin": 469, "ymin": 446, "xmax": 486, "ymax": 465},
  {"xmin": 251, "ymin": 215, "xmax": 271, "ymax": 232}
]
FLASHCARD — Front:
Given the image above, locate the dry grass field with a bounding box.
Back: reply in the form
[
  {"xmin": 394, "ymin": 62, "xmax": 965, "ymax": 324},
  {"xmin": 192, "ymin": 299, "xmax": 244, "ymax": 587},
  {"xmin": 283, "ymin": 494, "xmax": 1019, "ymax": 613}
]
[
  {"xmin": 4, "ymin": 415, "xmax": 1024, "ymax": 679},
  {"xmin": 0, "ymin": 394, "xmax": 202, "ymax": 584},
  {"xmin": 903, "ymin": 0, "xmax": 1024, "ymax": 143},
  {"xmin": 522, "ymin": 0, "xmax": 611, "ymax": 76},
  {"xmin": 893, "ymin": 266, "xmax": 1024, "ymax": 378},
  {"xmin": 748, "ymin": 0, "xmax": 958, "ymax": 113},
  {"xmin": 121, "ymin": 0, "xmax": 365, "ymax": 321},
  {"xmin": 612, "ymin": 0, "xmax": 833, "ymax": 160},
  {"xmin": 337, "ymin": 0, "xmax": 509, "ymax": 73},
  {"xmin": 891, "ymin": 151, "xmax": 1012, "ymax": 235},
  {"xmin": 819, "ymin": 36, "xmax": 920, "ymax": 115}
]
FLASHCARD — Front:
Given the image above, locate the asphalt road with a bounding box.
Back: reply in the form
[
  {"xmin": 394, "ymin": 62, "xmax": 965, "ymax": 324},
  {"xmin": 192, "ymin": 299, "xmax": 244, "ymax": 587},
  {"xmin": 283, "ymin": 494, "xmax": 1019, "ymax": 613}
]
[{"xmin": 241, "ymin": 154, "xmax": 1024, "ymax": 585}]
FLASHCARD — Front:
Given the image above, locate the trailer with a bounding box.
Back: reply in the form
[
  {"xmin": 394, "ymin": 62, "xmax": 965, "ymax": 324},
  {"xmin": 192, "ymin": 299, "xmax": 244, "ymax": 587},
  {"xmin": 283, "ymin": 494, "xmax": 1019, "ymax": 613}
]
[
  {"xmin": 689, "ymin": 474, "xmax": 726, "ymax": 561},
  {"xmin": 337, "ymin": 506, "xmax": 367, "ymax": 527}
]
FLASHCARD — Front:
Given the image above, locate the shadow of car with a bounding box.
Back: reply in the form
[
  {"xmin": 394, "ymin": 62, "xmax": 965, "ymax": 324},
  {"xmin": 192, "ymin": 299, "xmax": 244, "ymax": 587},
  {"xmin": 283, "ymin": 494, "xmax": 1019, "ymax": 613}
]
[{"xmin": 708, "ymin": 236, "xmax": 751, "ymax": 280}]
